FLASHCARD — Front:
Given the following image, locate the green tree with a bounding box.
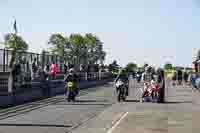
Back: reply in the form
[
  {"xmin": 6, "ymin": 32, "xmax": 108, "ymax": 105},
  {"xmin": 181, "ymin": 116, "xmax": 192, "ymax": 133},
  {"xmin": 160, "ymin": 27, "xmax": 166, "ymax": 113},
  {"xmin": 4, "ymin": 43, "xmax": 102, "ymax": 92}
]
[
  {"xmin": 94, "ymin": 39, "xmax": 106, "ymax": 65},
  {"xmin": 84, "ymin": 33, "xmax": 106, "ymax": 65},
  {"xmin": 48, "ymin": 33, "xmax": 69, "ymax": 56},
  {"xmin": 83, "ymin": 33, "xmax": 94, "ymax": 65},
  {"xmin": 47, "ymin": 33, "xmax": 106, "ymax": 69},
  {"xmin": 4, "ymin": 33, "xmax": 28, "ymax": 50},
  {"xmin": 125, "ymin": 62, "xmax": 137, "ymax": 73},
  {"xmin": 48, "ymin": 33, "xmax": 71, "ymax": 65},
  {"xmin": 4, "ymin": 33, "xmax": 29, "ymax": 68},
  {"xmin": 164, "ymin": 62, "xmax": 173, "ymax": 70},
  {"xmin": 69, "ymin": 33, "xmax": 86, "ymax": 65}
]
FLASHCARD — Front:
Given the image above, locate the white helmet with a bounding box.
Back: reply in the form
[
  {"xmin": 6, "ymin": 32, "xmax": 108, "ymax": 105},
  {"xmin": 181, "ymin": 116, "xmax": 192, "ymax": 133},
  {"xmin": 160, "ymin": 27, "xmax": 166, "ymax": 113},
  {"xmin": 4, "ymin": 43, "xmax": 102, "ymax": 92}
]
[{"xmin": 69, "ymin": 68, "xmax": 75, "ymax": 73}]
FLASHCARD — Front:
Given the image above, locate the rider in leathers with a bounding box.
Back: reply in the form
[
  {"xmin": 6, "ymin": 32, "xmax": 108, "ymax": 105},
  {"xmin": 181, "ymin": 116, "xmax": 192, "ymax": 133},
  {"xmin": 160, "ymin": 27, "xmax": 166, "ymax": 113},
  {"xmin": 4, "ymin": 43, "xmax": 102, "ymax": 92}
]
[
  {"xmin": 64, "ymin": 68, "xmax": 79, "ymax": 96},
  {"xmin": 141, "ymin": 66, "xmax": 154, "ymax": 98},
  {"xmin": 115, "ymin": 69, "xmax": 129, "ymax": 96}
]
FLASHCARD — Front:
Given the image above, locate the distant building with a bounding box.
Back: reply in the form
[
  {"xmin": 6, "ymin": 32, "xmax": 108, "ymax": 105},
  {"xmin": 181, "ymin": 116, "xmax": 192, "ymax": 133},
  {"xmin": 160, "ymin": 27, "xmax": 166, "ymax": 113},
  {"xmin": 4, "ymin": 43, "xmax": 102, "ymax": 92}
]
[
  {"xmin": 173, "ymin": 66, "xmax": 184, "ymax": 71},
  {"xmin": 185, "ymin": 67, "xmax": 194, "ymax": 72}
]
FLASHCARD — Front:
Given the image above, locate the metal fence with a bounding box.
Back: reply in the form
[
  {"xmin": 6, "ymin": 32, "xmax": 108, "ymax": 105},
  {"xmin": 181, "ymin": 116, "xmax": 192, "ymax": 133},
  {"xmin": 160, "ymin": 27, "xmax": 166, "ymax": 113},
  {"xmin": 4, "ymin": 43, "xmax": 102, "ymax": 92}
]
[
  {"xmin": 0, "ymin": 49, "xmax": 10, "ymax": 72},
  {"xmin": 0, "ymin": 49, "xmax": 65, "ymax": 73}
]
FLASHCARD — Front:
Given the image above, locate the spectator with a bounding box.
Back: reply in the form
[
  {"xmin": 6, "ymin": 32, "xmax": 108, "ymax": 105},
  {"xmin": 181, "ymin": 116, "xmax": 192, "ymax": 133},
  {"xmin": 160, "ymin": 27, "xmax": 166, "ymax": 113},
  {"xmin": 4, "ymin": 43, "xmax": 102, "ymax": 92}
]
[
  {"xmin": 15, "ymin": 62, "xmax": 21, "ymax": 83},
  {"xmin": 157, "ymin": 68, "xmax": 165, "ymax": 103},
  {"xmin": 177, "ymin": 70, "xmax": 183, "ymax": 85},
  {"xmin": 44, "ymin": 64, "xmax": 50, "ymax": 80},
  {"xmin": 183, "ymin": 71, "xmax": 189, "ymax": 84},
  {"xmin": 172, "ymin": 72, "xmax": 177, "ymax": 85},
  {"xmin": 37, "ymin": 64, "xmax": 50, "ymax": 97},
  {"xmin": 37, "ymin": 63, "xmax": 45, "ymax": 80},
  {"xmin": 50, "ymin": 62, "xmax": 57, "ymax": 80},
  {"xmin": 31, "ymin": 58, "xmax": 38, "ymax": 80},
  {"xmin": 172, "ymin": 72, "xmax": 177, "ymax": 81}
]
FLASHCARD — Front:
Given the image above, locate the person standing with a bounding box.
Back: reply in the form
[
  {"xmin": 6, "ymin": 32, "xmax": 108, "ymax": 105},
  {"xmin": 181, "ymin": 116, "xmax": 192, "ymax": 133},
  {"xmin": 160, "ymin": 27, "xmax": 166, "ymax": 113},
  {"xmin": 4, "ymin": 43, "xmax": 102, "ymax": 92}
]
[
  {"xmin": 50, "ymin": 62, "xmax": 57, "ymax": 80},
  {"xmin": 183, "ymin": 71, "xmax": 189, "ymax": 84},
  {"xmin": 31, "ymin": 58, "xmax": 38, "ymax": 80},
  {"xmin": 37, "ymin": 64, "xmax": 50, "ymax": 98},
  {"xmin": 177, "ymin": 69, "xmax": 183, "ymax": 85},
  {"xmin": 172, "ymin": 72, "xmax": 177, "ymax": 85},
  {"xmin": 157, "ymin": 68, "xmax": 165, "ymax": 103},
  {"xmin": 43, "ymin": 64, "xmax": 51, "ymax": 97}
]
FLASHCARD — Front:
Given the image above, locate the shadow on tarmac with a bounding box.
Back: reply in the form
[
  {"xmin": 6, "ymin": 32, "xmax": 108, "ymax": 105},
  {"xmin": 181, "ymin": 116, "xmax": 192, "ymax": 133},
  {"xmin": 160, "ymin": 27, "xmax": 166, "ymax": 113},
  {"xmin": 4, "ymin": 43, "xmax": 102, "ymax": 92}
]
[
  {"xmin": 124, "ymin": 100, "xmax": 140, "ymax": 102},
  {"xmin": 74, "ymin": 99, "xmax": 109, "ymax": 103},
  {"xmin": 163, "ymin": 101, "xmax": 192, "ymax": 104},
  {"xmin": 52, "ymin": 99, "xmax": 112, "ymax": 106},
  {"xmin": 0, "ymin": 123, "xmax": 72, "ymax": 127},
  {"xmin": 53, "ymin": 103, "xmax": 112, "ymax": 106}
]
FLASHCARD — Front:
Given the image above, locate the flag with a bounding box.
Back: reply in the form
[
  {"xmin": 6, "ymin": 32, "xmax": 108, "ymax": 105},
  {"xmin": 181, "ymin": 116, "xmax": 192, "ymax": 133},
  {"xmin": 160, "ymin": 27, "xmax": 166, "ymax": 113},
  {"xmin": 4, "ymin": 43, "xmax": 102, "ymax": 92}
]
[{"xmin": 13, "ymin": 19, "xmax": 18, "ymax": 34}]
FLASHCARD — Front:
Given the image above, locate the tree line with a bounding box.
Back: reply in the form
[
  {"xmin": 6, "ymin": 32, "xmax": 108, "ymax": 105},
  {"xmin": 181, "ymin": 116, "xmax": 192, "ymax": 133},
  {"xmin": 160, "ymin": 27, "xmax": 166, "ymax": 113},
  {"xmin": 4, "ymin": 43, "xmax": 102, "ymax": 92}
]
[{"xmin": 3, "ymin": 33, "xmax": 106, "ymax": 69}]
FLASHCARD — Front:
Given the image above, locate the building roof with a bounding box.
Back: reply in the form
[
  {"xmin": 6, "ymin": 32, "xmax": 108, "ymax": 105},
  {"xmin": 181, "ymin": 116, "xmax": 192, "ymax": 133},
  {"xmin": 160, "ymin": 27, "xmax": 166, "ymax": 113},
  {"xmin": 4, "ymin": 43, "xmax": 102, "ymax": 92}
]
[{"xmin": 174, "ymin": 66, "xmax": 184, "ymax": 70}]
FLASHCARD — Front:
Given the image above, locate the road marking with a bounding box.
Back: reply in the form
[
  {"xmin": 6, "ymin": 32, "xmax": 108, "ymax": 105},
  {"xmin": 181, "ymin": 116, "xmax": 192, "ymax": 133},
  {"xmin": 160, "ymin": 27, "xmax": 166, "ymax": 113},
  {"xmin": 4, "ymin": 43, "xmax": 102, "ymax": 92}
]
[{"xmin": 107, "ymin": 112, "xmax": 128, "ymax": 133}]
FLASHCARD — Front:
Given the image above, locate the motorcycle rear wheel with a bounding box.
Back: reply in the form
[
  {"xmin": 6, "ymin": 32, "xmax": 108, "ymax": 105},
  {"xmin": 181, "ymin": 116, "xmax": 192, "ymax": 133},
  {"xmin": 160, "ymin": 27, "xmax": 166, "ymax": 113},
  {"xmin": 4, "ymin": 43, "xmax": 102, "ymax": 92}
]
[{"xmin": 117, "ymin": 92, "xmax": 121, "ymax": 102}]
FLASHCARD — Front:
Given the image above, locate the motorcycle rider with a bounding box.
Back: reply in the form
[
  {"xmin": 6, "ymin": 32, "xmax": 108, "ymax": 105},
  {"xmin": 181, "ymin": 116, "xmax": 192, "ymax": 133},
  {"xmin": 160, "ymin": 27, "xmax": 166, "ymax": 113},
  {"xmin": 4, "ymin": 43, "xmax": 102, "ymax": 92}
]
[
  {"xmin": 141, "ymin": 66, "xmax": 154, "ymax": 99},
  {"xmin": 136, "ymin": 70, "xmax": 142, "ymax": 83},
  {"xmin": 64, "ymin": 68, "xmax": 79, "ymax": 97},
  {"xmin": 115, "ymin": 69, "xmax": 129, "ymax": 96},
  {"xmin": 142, "ymin": 66, "xmax": 154, "ymax": 82}
]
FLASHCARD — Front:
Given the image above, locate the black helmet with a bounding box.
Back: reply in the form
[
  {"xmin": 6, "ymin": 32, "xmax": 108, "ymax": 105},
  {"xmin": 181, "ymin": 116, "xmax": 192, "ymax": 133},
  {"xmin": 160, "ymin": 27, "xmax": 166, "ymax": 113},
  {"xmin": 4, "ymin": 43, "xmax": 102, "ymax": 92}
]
[{"xmin": 147, "ymin": 66, "xmax": 152, "ymax": 73}]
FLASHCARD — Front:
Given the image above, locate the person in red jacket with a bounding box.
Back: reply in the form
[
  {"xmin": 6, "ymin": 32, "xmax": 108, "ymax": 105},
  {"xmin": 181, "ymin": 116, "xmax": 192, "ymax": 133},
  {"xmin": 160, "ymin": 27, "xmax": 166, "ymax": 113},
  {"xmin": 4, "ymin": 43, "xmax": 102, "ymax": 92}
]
[{"xmin": 50, "ymin": 62, "xmax": 58, "ymax": 80}]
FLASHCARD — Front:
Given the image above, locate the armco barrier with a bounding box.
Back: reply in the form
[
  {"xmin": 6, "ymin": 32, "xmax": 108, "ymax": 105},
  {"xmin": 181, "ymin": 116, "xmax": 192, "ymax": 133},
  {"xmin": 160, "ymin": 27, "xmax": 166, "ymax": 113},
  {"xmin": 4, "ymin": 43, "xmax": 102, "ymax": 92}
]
[{"xmin": 0, "ymin": 78, "xmax": 113, "ymax": 107}]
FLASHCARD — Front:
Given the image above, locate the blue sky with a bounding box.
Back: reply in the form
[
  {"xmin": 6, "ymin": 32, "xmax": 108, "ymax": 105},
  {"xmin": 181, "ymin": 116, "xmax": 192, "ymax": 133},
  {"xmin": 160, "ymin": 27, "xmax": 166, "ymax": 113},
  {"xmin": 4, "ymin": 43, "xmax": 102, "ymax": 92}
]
[{"xmin": 0, "ymin": 0, "xmax": 200, "ymax": 67}]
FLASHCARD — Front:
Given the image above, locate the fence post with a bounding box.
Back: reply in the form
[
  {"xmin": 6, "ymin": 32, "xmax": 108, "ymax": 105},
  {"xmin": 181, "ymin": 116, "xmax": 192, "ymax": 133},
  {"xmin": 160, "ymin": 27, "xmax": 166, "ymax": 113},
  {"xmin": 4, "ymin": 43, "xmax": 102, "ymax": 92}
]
[
  {"xmin": 85, "ymin": 72, "xmax": 87, "ymax": 81},
  {"xmin": 6, "ymin": 49, "xmax": 9, "ymax": 71},
  {"xmin": 8, "ymin": 72, "xmax": 13, "ymax": 93},
  {"xmin": 3, "ymin": 49, "xmax": 5, "ymax": 72},
  {"xmin": 99, "ymin": 71, "xmax": 101, "ymax": 80}
]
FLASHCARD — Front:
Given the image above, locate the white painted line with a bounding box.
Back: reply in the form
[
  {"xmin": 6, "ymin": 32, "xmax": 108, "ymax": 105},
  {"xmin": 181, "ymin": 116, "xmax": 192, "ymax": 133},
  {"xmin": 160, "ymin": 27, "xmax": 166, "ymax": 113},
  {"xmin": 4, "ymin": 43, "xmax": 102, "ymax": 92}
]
[{"xmin": 107, "ymin": 112, "xmax": 129, "ymax": 133}]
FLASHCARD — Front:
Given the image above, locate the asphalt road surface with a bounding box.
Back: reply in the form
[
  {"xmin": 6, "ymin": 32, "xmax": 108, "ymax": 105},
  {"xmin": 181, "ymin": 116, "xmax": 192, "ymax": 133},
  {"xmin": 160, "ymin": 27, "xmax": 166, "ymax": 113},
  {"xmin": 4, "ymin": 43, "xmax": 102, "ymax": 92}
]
[{"xmin": 0, "ymin": 77, "xmax": 197, "ymax": 133}]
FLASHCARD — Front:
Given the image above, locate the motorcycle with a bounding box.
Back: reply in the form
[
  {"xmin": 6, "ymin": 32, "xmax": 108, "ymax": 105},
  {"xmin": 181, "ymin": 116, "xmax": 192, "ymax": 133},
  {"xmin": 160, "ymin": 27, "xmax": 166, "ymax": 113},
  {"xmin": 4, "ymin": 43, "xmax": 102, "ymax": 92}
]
[
  {"xmin": 67, "ymin": 81, "xmax": 76, "ymax": 102},
  {"xmin": 194, "ymin": 77, "xmax": 200, "ymax": 91},
  {"xmin": 151, "ymin": 84, "xmax": 160, "ymax": 103},
  {"xmin": 142, "ymin": 82, "xmax": 153, "ymax": 102},
  {"xmin": 136, "ymin": 74, "xmax": 141, "ymax": 83},
  {"xmin": 115, "ymin": 80, "xmax": 127, "ymax": 102}
]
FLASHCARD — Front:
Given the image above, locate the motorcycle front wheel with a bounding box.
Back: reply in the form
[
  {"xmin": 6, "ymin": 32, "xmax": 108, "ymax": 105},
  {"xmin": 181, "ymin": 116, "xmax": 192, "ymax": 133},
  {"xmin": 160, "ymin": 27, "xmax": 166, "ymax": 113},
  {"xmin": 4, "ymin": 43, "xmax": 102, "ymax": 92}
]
[
  {"xmin": 68, "ymin": 88, "xmax": 75, "ymax": 102},
  {"xmin": 117, "ymin": 91, "xmax": 121, "ymax": 102}
]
